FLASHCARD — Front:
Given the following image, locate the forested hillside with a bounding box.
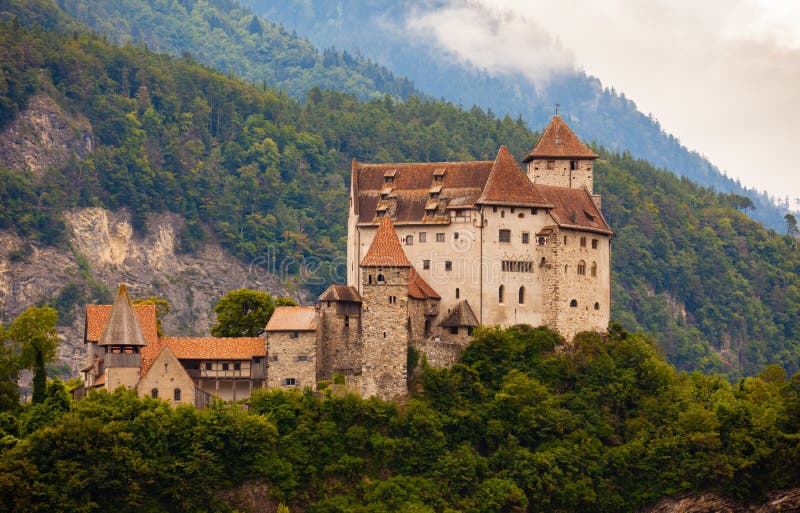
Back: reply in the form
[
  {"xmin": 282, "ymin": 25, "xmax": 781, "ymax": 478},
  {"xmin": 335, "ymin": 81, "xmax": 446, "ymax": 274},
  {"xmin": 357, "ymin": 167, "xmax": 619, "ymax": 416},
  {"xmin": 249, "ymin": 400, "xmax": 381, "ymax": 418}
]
[
  {"xmin": 243, "ymin": 0, "xmax": 792, "ymax": 232},
  {"xmin": 2, "ymin": 326, "xmax": 799, "ymax": 512},
  {"xmin": 1, "ymin": 2, "xmax": 800, "ymax": 377}
]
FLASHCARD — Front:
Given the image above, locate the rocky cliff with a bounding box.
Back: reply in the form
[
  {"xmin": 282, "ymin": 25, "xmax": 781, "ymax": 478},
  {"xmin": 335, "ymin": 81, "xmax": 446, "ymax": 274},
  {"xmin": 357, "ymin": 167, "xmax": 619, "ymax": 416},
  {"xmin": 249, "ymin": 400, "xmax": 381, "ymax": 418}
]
[
  {"xmin": 643, "ymin": 489, "xmax": 800, "ymax": 513},
  {"xmin": 0, "ymin": 92, "xmax": 294, "ymax": 380}
]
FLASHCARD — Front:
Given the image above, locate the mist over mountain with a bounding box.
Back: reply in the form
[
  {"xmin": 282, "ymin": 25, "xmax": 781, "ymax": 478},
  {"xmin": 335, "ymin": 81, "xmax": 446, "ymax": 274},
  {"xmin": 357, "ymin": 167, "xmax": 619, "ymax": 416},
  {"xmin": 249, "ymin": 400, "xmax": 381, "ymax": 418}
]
[{"xmin": 242, "ymin": 0, "xmax": 793, "ymax": 232}]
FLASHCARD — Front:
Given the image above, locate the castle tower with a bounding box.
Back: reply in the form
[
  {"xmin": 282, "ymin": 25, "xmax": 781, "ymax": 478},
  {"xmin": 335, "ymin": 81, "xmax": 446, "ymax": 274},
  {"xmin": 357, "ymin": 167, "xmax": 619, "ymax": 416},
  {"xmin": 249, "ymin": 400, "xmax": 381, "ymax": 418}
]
[
  {"xmin": 97, "ymin": 284, "xmax": 148, "ymax": 390},
  {"xmin": 318, "ymin": 285, "xmax": 363, "ymax": 381},
  {"xmin": 523, "ymin": 115, "xmax": 599, "ymax": 194},
  {"xmin": 359, "ymin": 216, "xmax": 412, "ymax": 401}
]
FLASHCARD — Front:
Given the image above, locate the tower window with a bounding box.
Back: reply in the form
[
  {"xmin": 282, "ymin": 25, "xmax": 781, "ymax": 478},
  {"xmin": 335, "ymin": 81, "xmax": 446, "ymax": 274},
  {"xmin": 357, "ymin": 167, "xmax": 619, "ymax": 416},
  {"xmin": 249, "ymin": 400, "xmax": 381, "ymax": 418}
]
[
  {"xmin": 501, "ymin": 210, "xmax": 505, "ymax": 218},
  {"xmin": 499, "ymin": 229, "xmax": 511, "ymax": 243},
  {"xmin": 570, "ymin": 299, "xmax": 578, "ymax": 308},
  {"xmin": 453, "ymin": 232, "xmax": 459, "ymax": 239},
  {"xmin": 377, "ymin": 273, "xmax": 385, "ymax": 283},
  {"xmin": 547, "ymin": 161, "xmax": 555, "ymax": 170},
  {"xmin": 594, "ymin": 302, "xmax": 600, "ymax": 311},
  {"xmin": 455, "ymin": 288, "xmax": 460, "ymax": 299},
  {"xmin": 405, "ymin": 235, "xmax": 413, "ymax": 245},
  {"xmin": 290, "ymin": 332, "xmax": 299, "ymax": 339},
  {"xmin": 531, "ymin": 208, "xmax": 538, "ymax": 215},
  {"xmin": 580, "ymin": 236, "xmax": 587, "ymax": 248},
  {"xmin": 449, "ymin": 326, "xmax": 459, "ymax": 335},
  {"xmin": 577, "ymin": 261, "xmax": 586, "ymax": 275},
  {"xmin": 518, "ymin": 286, "xmax": 525, "ymax": 305},
  {"xmin": 591, "ymin": 262, "xmax": 597, "ymax": 277},
  {"xmin": 564, "ymin": 236, "xmax": 568, "ymax": 245},
  {"xmin": 445, "ymin": 261, "xmax": 452, "ymax": 271},
  {"xmin": 284, "ymin": 378, "xmax": 296, "ymax": 386},
  {"xmin": 174, "ymin": 388, "xmax": 181, "ymax": 402},
  {"xmin": 419, "ymin": 232, "xmax": 427, "ymax": 242},
  {"xmin": 499, "ymin": 285, "xmax": 505, "ymax": 304},
  {"xmin": 344, "ymin": 315, "xmax": 350, "ymax": 327},
  {"xmin": 522, "ymin": 232, "xmax": 530, "ymax": 244},
  {"xmin": 423, "ymin": 260, "xmax": 430, "ymax": 270}
]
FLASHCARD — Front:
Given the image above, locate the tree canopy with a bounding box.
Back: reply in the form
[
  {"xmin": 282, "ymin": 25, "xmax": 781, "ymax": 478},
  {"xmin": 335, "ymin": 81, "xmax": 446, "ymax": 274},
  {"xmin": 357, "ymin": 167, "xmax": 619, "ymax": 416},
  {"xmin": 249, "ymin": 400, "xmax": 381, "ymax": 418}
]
[{"xmin": 211, "ymin": 289, "xmax": 296, "ymax": 337}]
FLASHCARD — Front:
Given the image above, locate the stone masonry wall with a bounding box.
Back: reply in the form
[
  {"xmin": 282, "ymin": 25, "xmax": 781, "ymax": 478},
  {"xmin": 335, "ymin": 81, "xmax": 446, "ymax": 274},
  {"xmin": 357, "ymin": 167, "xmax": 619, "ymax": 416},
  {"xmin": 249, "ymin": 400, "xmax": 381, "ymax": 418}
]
[
  {"xmin": 266, "ymin": 331, "xmax": 317, "ymax": 390},
  {"xmin": 319, "ymin": 301, "xmax": 362, "ymax": 380},
  {"xmin": 360, "ymin": 267, "xmax": 409, "ymax": 401},
  {"xmin": 527, "ymin": 159, "xmax": 594, "ymax": 193}
]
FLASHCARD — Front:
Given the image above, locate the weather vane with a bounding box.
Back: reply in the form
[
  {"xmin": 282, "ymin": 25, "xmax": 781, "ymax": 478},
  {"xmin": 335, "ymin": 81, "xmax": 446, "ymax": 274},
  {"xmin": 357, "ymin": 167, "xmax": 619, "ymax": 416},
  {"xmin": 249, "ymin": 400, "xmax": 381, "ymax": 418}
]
[{"xmin": 555, "ymin": 103, "xmax": 560, "ymax": 116}]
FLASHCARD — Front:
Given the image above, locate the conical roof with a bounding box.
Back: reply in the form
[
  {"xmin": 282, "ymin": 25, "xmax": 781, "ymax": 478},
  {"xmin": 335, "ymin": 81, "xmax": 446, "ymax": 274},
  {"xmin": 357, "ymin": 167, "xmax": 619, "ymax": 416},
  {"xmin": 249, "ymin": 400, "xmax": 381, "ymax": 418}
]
[
  {"xmin": 477, "ymin": 146, "xmax": 551, "ymax": 207},
  {"xmin": 360, "ymin": 216, "xmax": 411, "ymax": 267},
  {"xmin": 523, "ymin": 115, "xmax": 598, "ymax": 162},
  {"xmin": 98, "ymin": 284, "xmax": 148, "ymax": 347}
]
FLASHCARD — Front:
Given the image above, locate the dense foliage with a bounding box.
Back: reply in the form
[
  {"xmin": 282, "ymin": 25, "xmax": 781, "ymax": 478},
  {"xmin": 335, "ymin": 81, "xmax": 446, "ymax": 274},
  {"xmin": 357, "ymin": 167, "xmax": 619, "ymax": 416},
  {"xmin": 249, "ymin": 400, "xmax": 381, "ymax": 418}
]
[
  {"xmin": 1, "ymin": 3, "xmax": 799, "ymax": 377},
  {"xmin": 54, "ymin": 0, "xmax": 419, "ymax": 101},
  {"xmin": 211, "ymin": 288, "xmax": 296, "ymax": 337},
  {"xmin": 1, "ymin": 326, "xmax": 799, "ymax": 512},
  {"xmin": 242, "ymin": 0, "xmax": 792, "ymax": 232}
]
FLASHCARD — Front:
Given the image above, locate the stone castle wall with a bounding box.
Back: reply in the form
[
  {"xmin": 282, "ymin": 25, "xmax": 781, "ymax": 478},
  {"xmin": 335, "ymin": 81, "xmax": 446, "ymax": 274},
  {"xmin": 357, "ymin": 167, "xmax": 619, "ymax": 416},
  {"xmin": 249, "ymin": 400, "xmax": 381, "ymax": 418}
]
[
  {"xmin": 266, "ymin": 330, "xmax": 317, "ymax": 389},
  {"xmin": 319, "ymin": 301, "xmax": 362, "ymax": 380},
  {"xmin": 359, "ymin": 267, "xmax": 409, "ymax": 401},
  {"xmin": 527, "ymin": 159, "xmax": 594, "ymax": 193}
]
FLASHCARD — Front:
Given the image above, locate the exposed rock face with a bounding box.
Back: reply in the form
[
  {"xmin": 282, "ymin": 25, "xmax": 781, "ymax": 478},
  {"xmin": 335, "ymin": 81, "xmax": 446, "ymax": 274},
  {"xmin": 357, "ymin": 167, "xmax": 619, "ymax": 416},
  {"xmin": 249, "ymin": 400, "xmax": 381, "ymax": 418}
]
[
  {"xmin": 0, "ymin": 207, "xmax": 294, "ymax": 377},
  {"xmin": 0, "ymin": 93, "xmax": 93, "ymax": 176},
  {"xmin": 643, "ymin": 488, "xmax": 800, "ymax": 513}
]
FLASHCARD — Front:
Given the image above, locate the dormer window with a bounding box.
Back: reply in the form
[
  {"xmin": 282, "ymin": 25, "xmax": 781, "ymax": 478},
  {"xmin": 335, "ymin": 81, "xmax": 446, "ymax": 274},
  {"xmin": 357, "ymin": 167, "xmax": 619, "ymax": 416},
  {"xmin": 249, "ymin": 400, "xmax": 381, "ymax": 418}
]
[
  {"xmin": 384, "ymin": 176, "xmax": 394, "ymax": 184},
  {"xmin": 433, "ymin": 167, "xmax": 446, "ymax": 182},
  {"xmin": 434, "ymin": 175, "xmax": 442, "ymax": 182}
]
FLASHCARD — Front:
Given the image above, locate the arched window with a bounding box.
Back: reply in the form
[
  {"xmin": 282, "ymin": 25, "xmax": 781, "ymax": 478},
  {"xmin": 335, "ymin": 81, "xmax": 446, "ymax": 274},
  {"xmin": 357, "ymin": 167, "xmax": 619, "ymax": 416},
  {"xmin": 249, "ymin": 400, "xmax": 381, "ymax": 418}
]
[
  {"xmin": 570, "ymin": 299, "xmax": 578, "ymax": 308},
  {"xmin": 591, "ymin": 262, "xmax": 597, "ymax": 277},
  {"xmin": 499, "ymin": 285, "xmax": 505, "ymax": 304},
  {"xmin": 151, "ymin": 388, "xmax": 158, "ymax": 398},
  {"xmin": 405, "ymin": 235, "xmax": 413, "ymax": 245},
  {"xmin": 518, "ymin": 286, "xmax": 525, "ymax": 305},
  {"xmin": 174, "ymin": 388, "xmax": 181, "ymax": 401},
  {"xmin": 455, "ymin": 288, "xmax": 460, "ymax": 299},
  {"xmin": 564, "ymin": 265, "xmax": 569, "ymax": 273},
  {"xmin": 377, "ymin": 273, "xmax": 385, "ymax": 283},
  {"xmin": 594, "ymin": 302, "xmax": 600, "ymax": 310},
  {"xmin": 577, "ymin": 260, "xmax": 586, "ymax": 275}
]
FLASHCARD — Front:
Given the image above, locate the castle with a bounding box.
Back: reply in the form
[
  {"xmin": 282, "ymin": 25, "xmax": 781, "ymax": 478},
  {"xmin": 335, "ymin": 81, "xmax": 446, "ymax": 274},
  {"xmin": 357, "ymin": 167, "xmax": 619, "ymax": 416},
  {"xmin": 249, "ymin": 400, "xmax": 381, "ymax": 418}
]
[{"xmin": 74, "ymin": 116, "xmax": 613, "ymax": 405}]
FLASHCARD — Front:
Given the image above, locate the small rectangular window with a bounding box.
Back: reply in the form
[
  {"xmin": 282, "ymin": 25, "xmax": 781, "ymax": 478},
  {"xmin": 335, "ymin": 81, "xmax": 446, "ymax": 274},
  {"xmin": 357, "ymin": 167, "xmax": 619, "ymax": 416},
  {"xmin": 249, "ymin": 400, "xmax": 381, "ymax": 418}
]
[
  {"xmin": 205, "ymin": 362, "xmax": 213, "ymax": 371},
  {"xmin": 271, "ymin": 354, "xmax": 278, "ymax": 362},
  {"xmin": 419, "ymin": 232, "xmax": 426, "ymax": 242},
  {"xmin": 445, "ymin": 261, "xmax": 452, "ymax": 271},
  {"xmin": 522, "ymin": 232, "xmax": 530, "ymax": 244},
  {"xmin": 592, "ymin": 239, "xmax": 598, "ymax": 249},
  {"xmin": 222, "ymin": 363, "xmax": 229, "ymax": 371},
  {"xmin": 499, "ymin": 229, "xmax": 511, "ymax": 243},
  {"xmin": 344, "ymin": 315, "xmax": 350, "ymax": 327},
  {"xmin": 297, "ymin": 355, "xmax": 310, "ymax": 362},
  {"xmin": 570, "ymin": 160, "xmax": 578, "ymax": 171},
  {"xmin": 453, "ymin": 232, "xmax": 459, "ymax": 240},
  {"xmin": 234, "ymin": 362, "xmax": 241, "ymax": 371},
  {"xmin": 436, "ymin": 233, "xmax": 445, "ymax": 242},
  {"xmin": 290, "ymin": 331, "xmax": 299, "ymax": 339},
  {"xmin": 405, "ymin": 235, "xmax": 413, "ymax": 245},
  {"xmin": 580, "ymin": 237, "xmax": 587, "ymax": 248},
  {"xmin": 423, "ymin": 260, "xmax": 430, "ymax": 270},
  {"xmin": 449, "ymin": 326, "xmax": 459, "ymax": 335},
  {"xmin": 531, "ymin": 208, "xmax": 538, "ymax": 215},
  {"xmin": 284, "ymin": 378, "xmax": 296, "ymax": 386}
]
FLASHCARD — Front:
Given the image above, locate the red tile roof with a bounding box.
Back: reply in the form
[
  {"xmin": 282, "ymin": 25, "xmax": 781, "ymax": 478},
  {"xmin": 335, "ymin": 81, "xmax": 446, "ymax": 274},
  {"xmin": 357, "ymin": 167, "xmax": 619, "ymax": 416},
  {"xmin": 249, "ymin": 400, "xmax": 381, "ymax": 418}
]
[
  {"xmin": 361, "ymin": 216, "xmax": 412, "ymax": 267},
  {"xmin": 408, "ymin": 268, "xmax": 441, "ymax": 300},
  {"xmin": 477, "ymin": 146, "xmax": 552, "ymax": 208},
  {"xmin": 537, "ymin": 185, "xmax": 613, "ymax": 235},
  {"xmin": 318, "ymin": 285, "xmax": 362, "ymax": 303},
  {"xmin": 157, "ymin": 337, "xmax": 266, "ymax": 360},
  {"xmin": 265, "ymin": 306, "xmax": 318, "ymax": 331},
  {"xmin": 85, "ymin": 304, "xmax": 158, "ymax": 346},
  {"xmin": 523, "ymin": 115, "xmax": 598, "ymax": 162}
]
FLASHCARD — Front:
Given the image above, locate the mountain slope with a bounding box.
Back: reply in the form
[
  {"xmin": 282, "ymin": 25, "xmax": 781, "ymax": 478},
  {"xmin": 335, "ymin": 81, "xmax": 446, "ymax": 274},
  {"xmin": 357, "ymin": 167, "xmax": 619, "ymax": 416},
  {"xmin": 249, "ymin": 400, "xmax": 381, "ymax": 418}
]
[
  {"xmin": 242, "ymin": 0, "xmax": 791, "ymax": 233},
  {"xmin": 1, "ymin": 2, "xmax": 799, "ymax": 377}
]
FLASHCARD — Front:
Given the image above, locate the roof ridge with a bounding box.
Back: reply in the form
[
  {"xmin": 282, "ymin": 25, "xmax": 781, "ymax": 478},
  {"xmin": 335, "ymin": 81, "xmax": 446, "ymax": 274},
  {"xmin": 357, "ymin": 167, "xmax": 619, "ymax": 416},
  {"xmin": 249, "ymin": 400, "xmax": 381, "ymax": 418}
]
[
  {"xmin": 523, "ymin": 115, "xmax": 598, "ymax": 162},
  {"xmin": 476, "ymin": 146, "xmax": 552, "ymax": 207},
  {"xmin": 98, "ymin": 284, "xmax": 148, "ymax": 347}
]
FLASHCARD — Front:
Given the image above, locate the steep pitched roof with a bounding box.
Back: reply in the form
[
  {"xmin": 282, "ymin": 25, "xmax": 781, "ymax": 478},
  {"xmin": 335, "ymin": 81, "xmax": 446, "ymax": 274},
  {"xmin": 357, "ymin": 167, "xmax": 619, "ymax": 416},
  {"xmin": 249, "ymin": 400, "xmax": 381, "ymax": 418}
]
[
  {"xmin": 476, "ymin": 146, "xmax": 551, "ymax": 208},
  {"xmin": 157, "ymin": 337, "xmax": 266, "ymax": 360},
  {"xmin": 408, "ymin": 268, "xmax": 441, "ymax": 300},
  {"xmin": 537, "ymin": 185, "xmax": 613, "ymax": 235},
  {"xmin": 265, "ymin": 306, "xmax": 318, "ymax": 332},
  {"xmin": 318, "ymin": 285, "xmax": 362, "ymax": 303},
  {"xmin": 360, "ymin": 216, "xmax": 411, "ymax": 267},
  {"xmin": 439, "ymin": 300, "xmax": 479, "ymax": 327},
  {"xmin": 523, "ymin": 115, "xmax": 598, "ymax": 162},
  {"xmin": 85, "ymin": 304, "xmax": 158, "ymax": 345},
  {"xmin": 97, "ymin": 285, "xmax": 148, "ymax": 347}
]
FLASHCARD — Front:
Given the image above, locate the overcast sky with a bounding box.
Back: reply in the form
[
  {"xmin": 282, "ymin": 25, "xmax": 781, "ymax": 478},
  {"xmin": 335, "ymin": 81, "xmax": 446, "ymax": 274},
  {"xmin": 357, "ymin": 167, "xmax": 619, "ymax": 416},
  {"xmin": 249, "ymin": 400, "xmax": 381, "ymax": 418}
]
[{"xmin": 409, "ymin": 0, "xmax": 800, "ymax": 209}]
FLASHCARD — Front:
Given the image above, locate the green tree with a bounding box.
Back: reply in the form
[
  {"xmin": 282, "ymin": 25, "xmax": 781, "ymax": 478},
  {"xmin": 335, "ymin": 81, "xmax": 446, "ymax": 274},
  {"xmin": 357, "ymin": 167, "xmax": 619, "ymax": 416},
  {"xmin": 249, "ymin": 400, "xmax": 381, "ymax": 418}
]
[
  {"xmin": 10, "ymin": 306, "xmax": 59, "ymax": 404},
  {"xmin": 785, "ymin": 213, "xmax": 799, "ymax": 238},
  {"xmin": 0, "ymin": 325, "xmax": 20, "ymax": 410},
  {"xmin": 210, "ymin": 289, "xmax": 296, "ymax": 337}
]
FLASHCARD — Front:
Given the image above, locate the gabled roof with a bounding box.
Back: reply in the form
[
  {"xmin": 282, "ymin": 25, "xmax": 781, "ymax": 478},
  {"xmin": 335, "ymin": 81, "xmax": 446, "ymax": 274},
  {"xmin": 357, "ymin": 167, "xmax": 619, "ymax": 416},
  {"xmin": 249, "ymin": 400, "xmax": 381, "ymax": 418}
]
[
  {"xmin": 318, "ymin": 285, "xmax": 362, "ymax": 303},
  {"xmin": 523, "ymin": 115, "xmax": 598, "ymax": 162},
  {"xmin": 360, "ymin": 216, "xmax": 411, "ymax": 267},
  {"xmin": 439, "ymin": 300, "xmax": 479, "ymax": 327},
  {"xmin": 158, "ymin": 337, "xmax": 266, "ymax": 360},
  {"xmin": 408, "ymin": 268, "xmax": 440, "ymax": 300},
  {"xmin": 537, "ymin": 185, "xmax": 613, "ymax": 235},
  {"xmin": 85, "ymin": 304, "xmax": 158, "ymax": 345},
  {"xmin": 476, "ymin": 146, "xmax": 551, "ymax": 208},
  {"xmin": 265, "ymin": 306, "xmax": 318, "ymax": 332},
  {"xmin": 97, "ymin": 285, "xmax": 148, "ymax": 347}
]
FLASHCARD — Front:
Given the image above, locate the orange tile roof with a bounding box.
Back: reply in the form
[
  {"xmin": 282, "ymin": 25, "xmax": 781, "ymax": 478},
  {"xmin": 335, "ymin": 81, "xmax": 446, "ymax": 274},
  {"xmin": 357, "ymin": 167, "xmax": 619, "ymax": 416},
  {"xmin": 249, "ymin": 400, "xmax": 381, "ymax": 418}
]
[
  {"xmin": 85, "ymin": 304, "xmax": 158, "ymax": 345},
  {"xmin": 157, "ymin": 337, "xmax": 266, "ymax": 360},
  {"xmin": 360, "ymin": 216, "xmax": 412, "ymax": 267},
  {"xmin": 523, "ymin": 115, "xmax": 598, "ymax": 162},
  {"xmin": 408, "ymin": 268, "xmax": 440, "ymax": 300},
  {"xmin": 477, "ymin": 146, "xmax": 552, "ymax": 208},
  {"xmin": 265, "ymin": 306, "xmax": 318, "ymax": 331},
  {"xmin": 537, "ymin": 185, "xmax": 613, "ymax": 235},
  {"xmin": 318, "ymin": 285, "xmax": 362, "ymax": 303}
]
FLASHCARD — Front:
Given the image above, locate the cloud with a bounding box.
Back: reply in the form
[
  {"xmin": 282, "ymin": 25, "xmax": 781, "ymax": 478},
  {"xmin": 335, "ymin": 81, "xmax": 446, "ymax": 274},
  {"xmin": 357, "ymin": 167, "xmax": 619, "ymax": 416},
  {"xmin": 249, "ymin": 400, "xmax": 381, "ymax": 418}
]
[
  {"xmin": 405, "ymin": 1, "xmax": 575, "ymax": 87},
  {"xmin": 406, "ymin": 0, "xmax": 800, "ymax": 203}
]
